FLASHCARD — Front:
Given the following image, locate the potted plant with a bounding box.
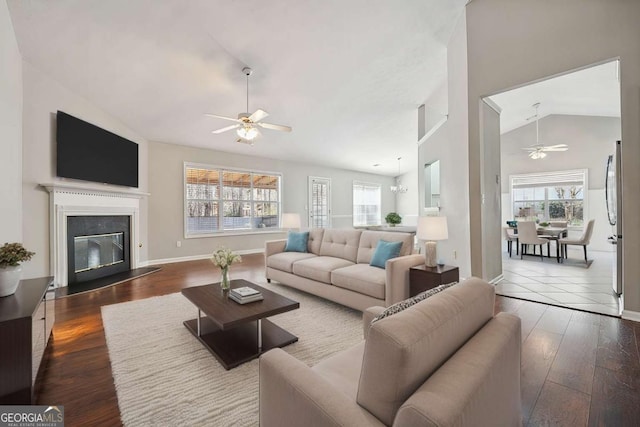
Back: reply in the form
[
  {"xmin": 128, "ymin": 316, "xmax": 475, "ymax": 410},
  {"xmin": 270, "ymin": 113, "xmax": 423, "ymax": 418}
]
[
  {"xmin": 385, "ymin": 212, "xmax": 402, "ymax": 227},
  {"xmin": 0, "ymin": 242, "xmax": 35, "ymax": 297},
  {"xmin": 210, "ymin": 247, "xmax": 242, "ymax": 291}
]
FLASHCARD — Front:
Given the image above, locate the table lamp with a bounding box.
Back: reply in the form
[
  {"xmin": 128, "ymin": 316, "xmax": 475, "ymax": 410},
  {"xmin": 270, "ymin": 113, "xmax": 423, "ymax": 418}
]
[
  {"xmin": 416, "ymin": 216, "xmax": 448, "ymax": 267},
  {"xmin": 281, "ymin": 213, "xmax": 301, "ymax": 230}
]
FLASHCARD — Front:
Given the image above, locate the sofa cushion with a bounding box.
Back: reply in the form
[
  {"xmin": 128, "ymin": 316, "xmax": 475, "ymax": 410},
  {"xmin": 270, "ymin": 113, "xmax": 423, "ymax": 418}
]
[
  {"xmin": 267, "ymin": 252, "xmax": 317, "ymax": 273},
  {"xmin": 331, "ymin": 264, "xmax": 386, "ymax": 299},
  {"xmin": 292, "ymin": 256, "xmax": 355, "ymax": 284},
  {"xmin": 319, "ymin": 229, "xmax": 362, "ymax": 263},
  {"xmin": 356, "ymin": 231, "xmax": 414, "ymax": 264},
  {"xmin": 285, "ymin": 231, "xmax": 309, "ymax": 253},
  {"xmin": 369, "ymin": 240, "xmax": 403, "ymax": 269},
  {"xmin": 356, "ymin": 278, "xmax": 495, "ymax": 426},
  {"xmin": 307, "ymin": 228, "xmax": 325, "ymax": 255},
  {"xmin": 371, "ymin": 281, "xmax": 458, "ymax": 323}
]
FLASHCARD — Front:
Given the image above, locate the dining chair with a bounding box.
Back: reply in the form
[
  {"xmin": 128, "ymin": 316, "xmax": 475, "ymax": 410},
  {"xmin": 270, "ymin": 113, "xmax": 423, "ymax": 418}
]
[
  {"xmin": 503, "ymin": 227, "xmax": 519, "ymax": 257},
  {"xmin": 517, "ymin": 221, "xmax": 549, "ymax": 261},
  {"xmin": 559, "ymin": 219, "xmax": 595, "ymax": 264}
]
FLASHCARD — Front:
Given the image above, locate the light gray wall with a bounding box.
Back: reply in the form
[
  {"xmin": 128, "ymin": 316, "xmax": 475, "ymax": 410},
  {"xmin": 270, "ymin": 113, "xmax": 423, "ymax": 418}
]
[
  {"xmin": 501, "ymin": 114, "xmax": 621, "ymax": 252},
  {"xmin": 466, "ymin": 0, "xmax": 640, "ymax": 315},
  {"xmin": 480, "ymin": 100, "xmax": 502, "ymax": 281},
  {"xmin": 395, "ymin": 165, "xmax": 419, "ymax": 226},
  {"xmin": 501, "ymin": 115, "xmax": 620, "ymax": 192},
  {"xmin": 0, "ymin": 1, "xmax": 22, "ymax": 244},
  {"xmin": 147, "ymin": 141, "xmax": 396, "ymax": 262},
  {"xmin": 418, "ymin": 13, "xmax": 472, "ymax": 278},
  {"xmin": 21, "ymin": 61, "xmax": 150, "ymax": 279}
]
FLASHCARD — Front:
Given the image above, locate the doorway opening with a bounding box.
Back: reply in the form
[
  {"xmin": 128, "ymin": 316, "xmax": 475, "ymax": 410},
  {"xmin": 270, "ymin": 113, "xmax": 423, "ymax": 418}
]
[{"xmin": 483, "ymin": 59, "xmax": 622, "ymax": 317}]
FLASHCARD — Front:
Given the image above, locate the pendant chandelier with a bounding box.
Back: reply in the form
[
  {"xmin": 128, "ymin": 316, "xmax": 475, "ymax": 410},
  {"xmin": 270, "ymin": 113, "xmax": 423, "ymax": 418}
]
[{"xmin": 390, "ymin": 157, "xmax": 408, "ymax": 194}]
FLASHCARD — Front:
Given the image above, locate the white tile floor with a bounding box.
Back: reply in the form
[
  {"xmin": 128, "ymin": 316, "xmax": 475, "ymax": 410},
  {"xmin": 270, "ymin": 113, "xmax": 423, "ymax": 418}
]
[{"xmin": 498, "ymin": 246, "xmax": 620, "ymax": 316}]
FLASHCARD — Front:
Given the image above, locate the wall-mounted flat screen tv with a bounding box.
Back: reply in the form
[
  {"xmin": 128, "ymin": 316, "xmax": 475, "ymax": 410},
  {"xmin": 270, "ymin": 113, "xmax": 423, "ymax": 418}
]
[{"xmin": 56, "ymin": 111, "xmax": 139, "ymax": 188}]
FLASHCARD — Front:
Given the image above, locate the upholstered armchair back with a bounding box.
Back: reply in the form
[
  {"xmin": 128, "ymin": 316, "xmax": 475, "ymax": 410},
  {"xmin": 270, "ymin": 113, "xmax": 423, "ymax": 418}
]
[{"xmin": 356, "ymin": 279, "xmax": 495, "ymax": 425}]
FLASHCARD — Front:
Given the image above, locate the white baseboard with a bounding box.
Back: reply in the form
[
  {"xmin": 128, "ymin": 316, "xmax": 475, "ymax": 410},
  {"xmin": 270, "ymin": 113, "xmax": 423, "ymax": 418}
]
[
  {"xmin": 621, "ymin": 310, "xmax": 640, "ymax": 323},
  {"xmin": 143, "ymin": 248, "xmax": 264, "ymax": 267},
  {"xmin": 489, "ymin": 274, "xmax": 504, "ymax": 284}
]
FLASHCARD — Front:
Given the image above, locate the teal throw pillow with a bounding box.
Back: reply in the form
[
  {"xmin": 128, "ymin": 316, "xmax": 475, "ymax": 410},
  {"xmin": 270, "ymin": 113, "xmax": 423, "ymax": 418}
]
[
  {"xmin": 370, "ymin": 240, "xmax": 403, "ymax": 269},
  {"xmin": 284, "ymin": 231, "xmax": 309, "ymax": 253}
]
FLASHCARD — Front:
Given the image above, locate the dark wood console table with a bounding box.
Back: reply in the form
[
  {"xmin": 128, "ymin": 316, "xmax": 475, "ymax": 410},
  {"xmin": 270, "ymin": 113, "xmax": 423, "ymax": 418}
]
[{"xmin": 0, "ymin": 277, "xmax": 54, "ymax": 404}]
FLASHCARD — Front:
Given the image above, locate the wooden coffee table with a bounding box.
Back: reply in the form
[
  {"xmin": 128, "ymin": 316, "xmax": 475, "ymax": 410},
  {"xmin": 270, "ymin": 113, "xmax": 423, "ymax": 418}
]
[{"xmin": 181, "ymin": 279, "xmax": 299, "ymax": 370}]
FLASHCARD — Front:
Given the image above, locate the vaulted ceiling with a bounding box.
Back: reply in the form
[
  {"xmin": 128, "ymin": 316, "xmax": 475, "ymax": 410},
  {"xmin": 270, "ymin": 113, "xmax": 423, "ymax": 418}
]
[
  {"xmin": 489, "ymin": 60, "xmax": 621, "ymax": 134},
  {"xmin": 7, "ymin": 0, "xmax": 467, "ymax": 175}
]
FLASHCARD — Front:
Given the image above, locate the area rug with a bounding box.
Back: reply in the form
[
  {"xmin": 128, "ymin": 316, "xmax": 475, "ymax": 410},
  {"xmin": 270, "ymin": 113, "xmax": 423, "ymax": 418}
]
[{"xmin": 101, "ymin": 282, "xmax": 363, "ymax": 426}]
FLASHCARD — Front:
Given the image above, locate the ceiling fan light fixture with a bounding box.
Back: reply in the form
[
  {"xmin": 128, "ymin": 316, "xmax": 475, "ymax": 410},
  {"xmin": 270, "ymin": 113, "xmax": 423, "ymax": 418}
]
[
  {"xmin": 236, "ymin": 124, "xmax": 260, "ymax": 141},
  {"xmin": 529, "ymin": 151, "xmax": 547, "ymax": 160}
]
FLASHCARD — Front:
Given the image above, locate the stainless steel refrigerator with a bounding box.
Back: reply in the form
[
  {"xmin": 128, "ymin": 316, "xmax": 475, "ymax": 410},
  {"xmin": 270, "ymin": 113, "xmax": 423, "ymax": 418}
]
[{"xmin": 606, "ymin": 140, "xmax": 622, "ymax": 295}]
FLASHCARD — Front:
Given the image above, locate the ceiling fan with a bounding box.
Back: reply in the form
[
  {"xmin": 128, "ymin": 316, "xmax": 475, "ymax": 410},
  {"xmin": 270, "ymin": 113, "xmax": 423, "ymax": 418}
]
[
  {"xmin": 206, "ymin": 67, "xmax": 292, "ymax": 144},
  {"xmin": 521, "ymin": 102, "xmax": 568, "ymax": 159}
]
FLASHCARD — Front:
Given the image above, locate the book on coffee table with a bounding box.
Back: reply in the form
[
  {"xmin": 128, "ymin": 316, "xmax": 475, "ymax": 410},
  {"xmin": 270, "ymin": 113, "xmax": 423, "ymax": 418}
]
[
  {"xmin": 230, "ymin": 286, "xmax": 261, "ymax": 298},
  {"xmin": 229, "ymin": 292, "xmax": 264, "ymax": 304}
]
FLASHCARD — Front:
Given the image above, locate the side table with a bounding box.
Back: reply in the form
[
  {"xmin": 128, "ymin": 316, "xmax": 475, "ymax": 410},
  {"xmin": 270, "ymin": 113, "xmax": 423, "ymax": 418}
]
[{"xmin": 409, "ymin": 265, "xmax": 460, "ymax": 297}]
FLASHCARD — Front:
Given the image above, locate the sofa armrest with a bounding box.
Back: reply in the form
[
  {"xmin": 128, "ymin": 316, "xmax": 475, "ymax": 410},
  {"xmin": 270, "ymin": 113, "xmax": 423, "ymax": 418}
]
[
  {"xmin": 384, "ymin": 254, "xmax": 425, "ymax": 306},
  {"xmin": 260, "ymin": 349, "xmax": 385, "ymax": 427},
  {"xmin": 363, "ymin": 306, "xmax": 385, "ymax": 339},
  {"xmin": 265, "ymin": 239, "xmax": 287, "ymax": 257}
]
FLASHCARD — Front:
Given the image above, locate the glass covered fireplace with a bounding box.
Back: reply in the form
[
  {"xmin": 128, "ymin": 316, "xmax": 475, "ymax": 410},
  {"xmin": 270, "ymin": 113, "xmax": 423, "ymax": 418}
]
[
  {"xmin": 74, "ymin": 232, "xmax": 125, "ymax": 273},
  {"xmin": 67, "ymin": 216, "xmax": 131, "ymax": 285}
]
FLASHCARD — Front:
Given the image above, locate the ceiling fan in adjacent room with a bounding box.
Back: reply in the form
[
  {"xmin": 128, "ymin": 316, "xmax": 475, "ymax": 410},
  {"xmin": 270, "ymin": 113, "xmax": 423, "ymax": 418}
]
[
  {"xmin": 521, "ymin": 102, "xmax": 568, "ymax": 159},
  {"xmin": 206, "ymin": 67, "xmax": 292, "ymax": 144}
]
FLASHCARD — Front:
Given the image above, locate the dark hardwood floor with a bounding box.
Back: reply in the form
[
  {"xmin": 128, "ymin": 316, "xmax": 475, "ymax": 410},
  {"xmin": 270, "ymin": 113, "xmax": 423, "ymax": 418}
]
[{"xmin": 35, "ymin": 254, "xmax": 640, "ymax": 426}]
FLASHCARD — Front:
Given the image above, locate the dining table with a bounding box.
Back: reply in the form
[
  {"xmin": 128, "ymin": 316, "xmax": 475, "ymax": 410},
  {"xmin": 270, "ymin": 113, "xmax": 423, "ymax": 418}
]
[{"xmin": 507, "ymin": 225, "xmax": 568, "ymax": 263}]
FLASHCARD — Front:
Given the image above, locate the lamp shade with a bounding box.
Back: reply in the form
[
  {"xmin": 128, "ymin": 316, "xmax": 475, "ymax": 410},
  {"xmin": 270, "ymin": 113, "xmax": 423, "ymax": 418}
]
[
  {"xmin": 416, "ymin": 216, "xmax": 448, "ymax": 241},
  {"xmin": 281, "ymin": 213, "xmax": 301, "ymax": 229}
]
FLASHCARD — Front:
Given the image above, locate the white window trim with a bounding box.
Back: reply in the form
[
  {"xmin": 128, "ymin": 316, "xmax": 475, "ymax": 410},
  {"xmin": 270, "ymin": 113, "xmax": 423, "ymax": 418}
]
[
  {"xmin": 183, "ymin": 162, "xmax": 283, "ymax": 238},
  {"xmin": 352, "ymin": 180, "xmax": 382, "ymax": 227},
  {"xmin": 509, "ymin": 169, "xmax": 588, "ymax": 230}
]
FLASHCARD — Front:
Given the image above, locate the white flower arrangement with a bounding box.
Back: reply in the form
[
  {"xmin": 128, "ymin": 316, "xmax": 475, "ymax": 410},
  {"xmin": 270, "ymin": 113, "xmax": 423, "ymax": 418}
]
[{"xmin": 210, "ymin": 247, "xmax": 242, "ymax": 270}]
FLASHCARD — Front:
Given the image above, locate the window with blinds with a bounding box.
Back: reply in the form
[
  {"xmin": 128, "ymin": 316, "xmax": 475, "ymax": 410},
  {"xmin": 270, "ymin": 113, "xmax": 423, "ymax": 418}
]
[
  {"xmin": 353, "ymin": 182, "xmax": 382, "ymax": 226},
  {"xmin": 510, "ymin": 169, "xmax": 587, "ymax": 227},
  {"xmin": 185, "ymin": 164, "xmax": 281, "ymax": 235}
]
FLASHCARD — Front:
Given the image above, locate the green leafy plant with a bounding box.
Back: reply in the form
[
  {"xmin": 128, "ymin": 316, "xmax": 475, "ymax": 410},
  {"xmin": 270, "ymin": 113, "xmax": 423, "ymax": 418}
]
[
  {"xmin": 0, "ymin": 242, "xmax": 35, "ymax": 268},
  {"xmin": 385, "ymin": 212, "xmax": 402, "ymax": 226}
]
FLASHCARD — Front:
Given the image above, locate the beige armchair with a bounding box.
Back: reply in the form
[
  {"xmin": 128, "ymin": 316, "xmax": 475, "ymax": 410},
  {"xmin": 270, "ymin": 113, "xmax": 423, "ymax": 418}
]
[
  {"xmin": 518, "ymin": 221, "xmax": 549, "ymax": 260},
  {"xmin": 259, "ymin": 278, "xmax": 522, "ymax": 426},
  {"xmin": 559, "ymin": 219, "xmax": 595, "ymax": 264}
]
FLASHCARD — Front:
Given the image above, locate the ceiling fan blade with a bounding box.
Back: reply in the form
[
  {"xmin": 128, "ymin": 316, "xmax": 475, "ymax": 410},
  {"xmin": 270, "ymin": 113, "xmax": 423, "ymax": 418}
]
[
  {"xmin": 248, "ymin": 109, "xmax": 269, "ymax": 123},
  {"xmin": 542, "ymin": 144, "xmax": 569, "ymax": 149},
  {"xmin": 521, "ymin": 147, "xmax": 538, "ymax": 151},
  {"xmin": 258, "ymin": 122, "xmax": 292, "ymax": 132},
  {"xmin": 542, "ymin": 148, "xmax": 569, "ymax": 152},
  {"xmin": 205, "ymin": 113, "xmax": 242, "ymax": 123},
  {"xmin": 212, "ymin": 124, "xmax": 240, "ymax": 134}
]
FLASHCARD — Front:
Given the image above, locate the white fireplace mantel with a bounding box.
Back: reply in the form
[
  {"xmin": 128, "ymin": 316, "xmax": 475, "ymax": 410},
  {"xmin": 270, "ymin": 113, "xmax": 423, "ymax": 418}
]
[{"xmin": 40, "ymin": 183, "xmax": 149, "ymax": 287}]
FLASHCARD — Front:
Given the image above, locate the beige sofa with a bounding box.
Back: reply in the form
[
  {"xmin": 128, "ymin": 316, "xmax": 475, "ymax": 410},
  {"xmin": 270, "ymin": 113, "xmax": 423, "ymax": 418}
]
[
  {"xmin": 265, "ymin": 228, "xmax": 424, "ymax": 311},
  {"xmin": 260, "ymin": 278, "xmax": 522, "ymax": 426}
]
